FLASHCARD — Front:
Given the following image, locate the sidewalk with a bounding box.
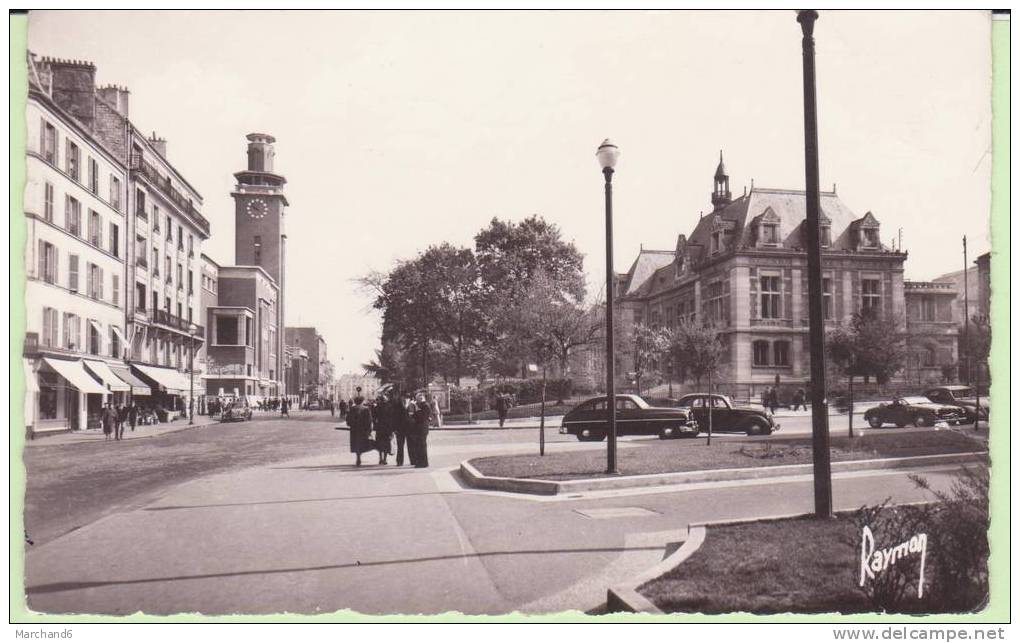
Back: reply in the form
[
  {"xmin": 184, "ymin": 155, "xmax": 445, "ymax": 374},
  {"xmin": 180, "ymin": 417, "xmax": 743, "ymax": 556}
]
[{"xmin": 26, "ymin": 414, "xmax": 221, "ymax": 446}]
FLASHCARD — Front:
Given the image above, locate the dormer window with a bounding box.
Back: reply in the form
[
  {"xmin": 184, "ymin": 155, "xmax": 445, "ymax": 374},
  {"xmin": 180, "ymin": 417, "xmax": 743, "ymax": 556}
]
[
  {"xmin": 820, "ymin": 224, "xmax": 832, "ymax": 248},
  {"xmin": 864, "ymin": 228, "xmax": 879, "ymax": 248},
  {"xmin": 851, "ymin": 211, "xmax": 881, "ymax": 252},
  {"xmin": 711, "ymin": 231, "xmax": 723, "ymax": 254},
  {"xmin": 753, "ymin": 207, "xmax": 782, "ymax": 248}
]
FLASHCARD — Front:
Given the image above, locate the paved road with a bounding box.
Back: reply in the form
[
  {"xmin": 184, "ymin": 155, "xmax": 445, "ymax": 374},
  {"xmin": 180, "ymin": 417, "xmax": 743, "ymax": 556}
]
[{"xmin": 20, "ymin": 412, "xmax": 970, "ymax": 616}]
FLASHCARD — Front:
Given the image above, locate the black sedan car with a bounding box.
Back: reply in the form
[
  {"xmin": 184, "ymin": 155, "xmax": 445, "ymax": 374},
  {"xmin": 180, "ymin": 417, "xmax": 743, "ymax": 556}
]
[
  {"xmin": 923, "ymin": 386, "xmax": 987, "ymax": 422},
  {"xmin": 863, "ymin": 396, "xmax": 967, "ymax": 428},
  {"xmin": 559, "ymin": 394, "xmax": 699, "ymax": 441},
  {"xmin": 673, "ymin": 393, "xmax": 779, "ymax": 436}
]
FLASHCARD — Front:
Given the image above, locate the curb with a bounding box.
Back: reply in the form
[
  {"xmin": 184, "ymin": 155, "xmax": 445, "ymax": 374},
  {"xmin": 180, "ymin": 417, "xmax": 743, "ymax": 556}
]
[
  {"xmin": 459, "ymin": 451, "xmax": 988, "ymax": 496},
  {"xmin": 606, "ymin": 526, "xmax": 707, "ymax": 614},
  {"xmin": 605, "ymin": 504, "xmax": 938, "ymax": 613}
]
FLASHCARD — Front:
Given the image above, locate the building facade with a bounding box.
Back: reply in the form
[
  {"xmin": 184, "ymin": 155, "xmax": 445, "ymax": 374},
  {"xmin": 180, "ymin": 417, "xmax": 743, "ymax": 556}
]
[
  {"xmin": 232, "ymin": 133, "xmax": 287, "ymax": 393},
  {"xmin": 24, "ymin": 56, "xmax": 133, "ymax": 434},
  {"xmin": 284, "ymin": 327, "xmax": 328, "ymax": 398},
  {"xmin": 336, "ymin": 374, "xmax": 381, "ymax": 403},
  {"xmin": 204, "ymin": 265, "xmax": 281, "ymax": 398},
  {"xmin": 283, "ymin": 345, "xmax": 308, "ymax": 402},
  {"xmin": 615, "ymin": 156, "xmax": 957, "ymax": 397}
]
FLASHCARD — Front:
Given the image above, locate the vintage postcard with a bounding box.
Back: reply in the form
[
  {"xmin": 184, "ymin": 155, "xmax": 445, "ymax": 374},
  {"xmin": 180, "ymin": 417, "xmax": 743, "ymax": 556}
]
[{"xmin": 9, "ymin": 8, "xmax": 1008, "ymax": 633}]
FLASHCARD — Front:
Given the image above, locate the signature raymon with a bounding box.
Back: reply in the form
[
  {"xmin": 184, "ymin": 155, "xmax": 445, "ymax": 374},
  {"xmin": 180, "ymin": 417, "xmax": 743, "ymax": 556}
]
[{"xmin": 859, "ymin": 526, "xmax": 929, "ymax": 598}]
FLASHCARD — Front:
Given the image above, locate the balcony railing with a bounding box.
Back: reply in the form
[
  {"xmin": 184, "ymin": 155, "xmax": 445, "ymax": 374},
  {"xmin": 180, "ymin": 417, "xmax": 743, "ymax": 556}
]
[
  {"xmin": 151, "ymin": 309, "xmax": 205, "ymax": 337},
  {"xmin": 129, "ymin": 154, "xmax": 211, "ymax": 236}
]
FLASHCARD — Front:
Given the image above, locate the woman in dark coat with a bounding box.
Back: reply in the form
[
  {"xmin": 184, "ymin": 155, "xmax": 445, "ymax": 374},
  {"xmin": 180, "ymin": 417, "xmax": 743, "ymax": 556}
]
[
  {"xmin": 373, "ymin": 395, "xmax": 394, "ymax": 465},
  {"xmin": 347, "ymin": 396, "xmax": 374, "ymax": 466}
]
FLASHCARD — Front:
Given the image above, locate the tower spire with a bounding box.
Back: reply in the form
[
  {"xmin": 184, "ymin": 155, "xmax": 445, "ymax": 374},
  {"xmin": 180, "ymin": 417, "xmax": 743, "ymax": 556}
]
[{"xmin": 712, "ymin": 150, "xmax": 732, "ymax": 211}]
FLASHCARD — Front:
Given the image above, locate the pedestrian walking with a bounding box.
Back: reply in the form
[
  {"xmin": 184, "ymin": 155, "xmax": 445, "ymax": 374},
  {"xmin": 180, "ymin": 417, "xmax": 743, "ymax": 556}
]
[
  {"xmin": 430, "ymin": 394, "xmax": 443, "ymax": 429},
  {"xmin": 115, "ymin": 403, "xmax": 127, "ymax": 440},
  {"xmin": 128, "ymin": 402, "xmax": 138, "ymax": 432},
  {"xmin": 793, "ymin": 388, "xmax": 806, "ymax": 411},
  {"xmin": 329, "ymin": 399, "xmax": 335, "ymax": 418},
  {"xmin": 495, "ymin": 393, "xmax": 510, "ymax": 428},
  {"xmin": 281, "ymin": 397, "xmax": 289, "ymax": 417},
  {"xmin": 391, "ymin": 393, "xmax": 410, "ymax": 466},
  {"xmin": 101, "ymin": 403, "xmax": 116, "ymax": 441},
  {"xmin": 373, "ymin": 395, "xmax": 394, "ymax": 465},
  {"xmin": 768, "ymin": 387, "xmax": 779, "ymax": 415},
  {"xmin": 346, "ymin": 395, "xmax": 374, "ymax": 466},
  {"xmin": 411, "ymin": 393, "xmax": 431, "ymax": 468},
  {"xmin": 760, "ymin": 387, "xmax": 770, "ymax": 409}
]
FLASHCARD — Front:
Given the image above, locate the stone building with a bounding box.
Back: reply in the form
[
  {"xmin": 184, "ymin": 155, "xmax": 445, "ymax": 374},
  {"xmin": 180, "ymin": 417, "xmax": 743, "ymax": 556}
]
[
  {"xmin": 284, "ymin": 327, "xmax": 329, "ymax": 399},
  {"xmin": 615, "ymin": 155, "xmax": 958, "ymax": 398},
  {"xmin": 23, "ymin": 56, "xmax": 133, "ymax": 435},
  {"xmin": 24, "ymin": 53, "xmax": 211, "ymax": 425}
]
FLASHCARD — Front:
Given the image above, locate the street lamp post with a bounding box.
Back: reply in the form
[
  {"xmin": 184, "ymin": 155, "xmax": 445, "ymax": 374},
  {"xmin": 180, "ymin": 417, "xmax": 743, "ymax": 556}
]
[
  {"xmin": 797, "ymin": 10, "xmax": 833, "ymax": 518},
  {"xmin": 188, "ymin": 323, "xmax": 198, "ymax": 425},
  {"xmin": 597, "ymin": 139, "xmax": 620, "ymax": 475}
]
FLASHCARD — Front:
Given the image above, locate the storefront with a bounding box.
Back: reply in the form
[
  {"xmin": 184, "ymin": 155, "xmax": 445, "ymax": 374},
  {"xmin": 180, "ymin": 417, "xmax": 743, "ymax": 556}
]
[
  {"xmin": 30, "ymin": 357, "xmax": 109, "ymax": 436},
  {"xmin": 130, "ymin": 364, "xmax": 193, "ymax": 422},
  {"xmin": 83, "ymin": 360, "xmax": 131, "ymax": 406}
]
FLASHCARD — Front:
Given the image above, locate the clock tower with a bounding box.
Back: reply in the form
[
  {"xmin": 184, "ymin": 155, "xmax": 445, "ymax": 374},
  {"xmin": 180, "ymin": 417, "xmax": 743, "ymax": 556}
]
[{"xmin": 232, "ymin": 132, "xmax": 288, "ymax": 389}]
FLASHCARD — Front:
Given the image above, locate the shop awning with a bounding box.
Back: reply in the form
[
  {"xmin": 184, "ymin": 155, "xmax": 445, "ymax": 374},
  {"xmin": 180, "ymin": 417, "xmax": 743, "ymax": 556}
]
[
  {"xmin": 84, "ymin": 360, "xmax": 131, "ymax": 392},
  {"xmin": 109, "ymin": 365, "xmax": 150, "ymax": 396},
  {"xmin": 43, "ymin": 358, "xmax": 106, "ymax": 395},
  {"xmin": 88, "ymin": 319, "xmax": 103, "ymax": 335},
  {"xmin": 132, "ymin": 364, "xmax": 188, "ymax": 395}
]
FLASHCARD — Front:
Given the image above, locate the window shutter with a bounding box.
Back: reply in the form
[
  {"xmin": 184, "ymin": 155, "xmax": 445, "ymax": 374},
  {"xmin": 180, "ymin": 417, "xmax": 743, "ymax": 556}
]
[
  {"xmin": 39, "ymin": 118, "xmax": 45, "ymax": 156},
  {"xmin": 99, "ymin": 267, "xmax": 105, "ymax": 300},
  {"xmin": 51, "ymin": 247, "xmax": 58, "ymax": 284},
  {"xmin": 69, "ymin": 255, "xmax": 79, "ymax": 292},
  {"xmin": 749, "ymin": 268, "xmax": 759, "ymax": 319}
]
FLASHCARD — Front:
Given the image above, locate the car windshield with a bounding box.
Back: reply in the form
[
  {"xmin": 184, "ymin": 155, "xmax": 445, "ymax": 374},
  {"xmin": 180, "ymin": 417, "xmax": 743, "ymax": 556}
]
[{"xmin": 902, "ymin": 396, "xmax": 932, "ymax": 405}]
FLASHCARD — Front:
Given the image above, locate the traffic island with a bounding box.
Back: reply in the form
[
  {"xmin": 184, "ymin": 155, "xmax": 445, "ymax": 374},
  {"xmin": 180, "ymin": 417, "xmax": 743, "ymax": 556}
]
[
  {"xmin": 632, "ymin": 502, "xmax": 988, "ymax": 614},
  {"xmin": 461, "ymin": 430, "xmax": 988, "ymax": 495}
]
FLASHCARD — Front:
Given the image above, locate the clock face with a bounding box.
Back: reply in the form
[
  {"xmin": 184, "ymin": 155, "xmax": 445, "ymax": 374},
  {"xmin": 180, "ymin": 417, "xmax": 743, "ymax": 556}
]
[{"xmin": 246, "ymin": 198, "xmax": 268, "ymax": 219}]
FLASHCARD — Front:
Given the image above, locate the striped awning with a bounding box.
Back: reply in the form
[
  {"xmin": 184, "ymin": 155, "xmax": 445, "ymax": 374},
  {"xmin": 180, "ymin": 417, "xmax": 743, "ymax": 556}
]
[
  {"xmin": 131, "ymin": 364, "xmax": 188, "ymax": 395},
  {"xmin": 84, "ymin": 360, "xmax": 131, "ymax": 392},
  {"xmin": 42, "ymin": 358, "xmax": 106, "ymax": 395},
  {"xmin": 109, "ymin": 365, "xmax": 150, "ymax": 396}
]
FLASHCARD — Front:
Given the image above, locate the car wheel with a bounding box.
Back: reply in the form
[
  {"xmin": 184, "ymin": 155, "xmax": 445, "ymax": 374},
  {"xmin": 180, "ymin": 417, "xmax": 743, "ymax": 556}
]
[
  {"xmin": 746, "ymin": 420, "xmax": 767, "ymax": 436},
  {"xmin": 913, "ymin": 414, "xmax": 931, "ymax": 428},
  {"xmin": 658, "ymin": 426, "xmax": 678, "ymax": 440},
  {"xmin": 868, "ymin": 416, "xmax": 883, "ymax": 428}
]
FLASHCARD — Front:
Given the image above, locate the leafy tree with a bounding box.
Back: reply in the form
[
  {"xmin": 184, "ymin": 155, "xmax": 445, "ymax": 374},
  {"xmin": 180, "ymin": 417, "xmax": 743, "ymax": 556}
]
[
  {"xmin": 475, "ymin": 215, "xmax": 587, "ymax": 302},
  {"xmin": 630, "ymin": 324, "xmax": 671, "ymax": 394},
  {"xmin": 361, "ymin": 243, "xmax": 487, "ymax": 387},
  {"xmin": 669, "ymin": 318, "xmax": 723, "ymax": 387},
  {"xmin": 831, "ymin": 311, "xmax": 908, "ymax": 385}
]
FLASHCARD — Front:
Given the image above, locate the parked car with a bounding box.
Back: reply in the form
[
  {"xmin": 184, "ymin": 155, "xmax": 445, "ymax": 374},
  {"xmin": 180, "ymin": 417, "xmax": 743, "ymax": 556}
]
[
  {"xmin": 307, "ymin": 400, "xmax": 321, "ymax": 411},
  {"xmin": 863, "ymin": 396, "xmax": 967, "ymax": 428},
  {"xmin": 559, "ymin": 394, "xmax": 699, "ymax": 441},
  {"xmin": 673, "ymin": 393, "xmax": 779, "ymax": 436},
  {"xmin": 220, "ymin": 400, "xmax": 253, "ymax": 423},
  {"xmin": 923, "ymin": 386, "xmax": 987, "ymax": 422}
]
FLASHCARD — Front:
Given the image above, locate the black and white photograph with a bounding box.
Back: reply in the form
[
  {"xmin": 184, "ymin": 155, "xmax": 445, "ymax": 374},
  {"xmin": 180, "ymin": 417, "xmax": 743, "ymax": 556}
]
[{"xmin": 13, "ymin": 8, "xmax": 1001, "ymax": 624}]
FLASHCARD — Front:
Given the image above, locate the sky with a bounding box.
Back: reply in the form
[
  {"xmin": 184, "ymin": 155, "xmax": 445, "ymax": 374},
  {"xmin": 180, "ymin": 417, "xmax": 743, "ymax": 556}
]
[{"xmin": 27, "ymin": 10, "xmax": 994, "ymax": 371}]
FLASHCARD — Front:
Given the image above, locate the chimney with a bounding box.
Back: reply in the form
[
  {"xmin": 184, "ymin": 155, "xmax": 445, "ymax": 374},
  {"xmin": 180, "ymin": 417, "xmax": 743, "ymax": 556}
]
[
  {"xmin": 97, "ymin": 84, "xmax": 130, "ymax": 117},
  {"xmin": 148, "ymin": 131, "xmax": 167, "ymax": 158},
  {"xmin": 43, "ymin": 57, "xmax": 97, "ymax": 128}
]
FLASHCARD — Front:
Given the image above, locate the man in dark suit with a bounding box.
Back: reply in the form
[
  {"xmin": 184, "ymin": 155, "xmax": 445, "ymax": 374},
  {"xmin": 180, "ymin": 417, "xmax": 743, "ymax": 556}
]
[{"xmin": 412, "ymin": 393, "xmax": 431, "ymax": 468}]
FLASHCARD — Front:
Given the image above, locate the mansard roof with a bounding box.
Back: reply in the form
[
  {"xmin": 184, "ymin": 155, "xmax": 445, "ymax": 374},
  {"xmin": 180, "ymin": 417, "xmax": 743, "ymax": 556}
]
[{"xmin": 623, "ymin": 186, "xmax": 897, "ymax": 301}]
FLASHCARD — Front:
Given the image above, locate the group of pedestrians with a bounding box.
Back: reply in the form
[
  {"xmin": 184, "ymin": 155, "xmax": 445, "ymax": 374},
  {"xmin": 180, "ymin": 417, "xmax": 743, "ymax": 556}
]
[
  {"xmin": 343, "ymin": 387, "xmax": 434, "ymax": 468},
  {"xmin": 100, "ymin": 402, "xmax": 139, "ymax": 441},
  {"xmin": 759, "ymin": 387, "xmax": 809, "ymax": 413}
]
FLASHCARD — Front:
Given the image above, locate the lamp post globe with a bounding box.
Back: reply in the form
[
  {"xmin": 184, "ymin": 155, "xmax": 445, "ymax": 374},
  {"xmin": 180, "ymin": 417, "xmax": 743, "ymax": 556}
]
[
  {"xmin": 596, "ymin": 138, "xmax": 620, "ymax": 170},
  {"xmin": 597, "ymin": 138, "xmax": 619, "ymax": 475}
]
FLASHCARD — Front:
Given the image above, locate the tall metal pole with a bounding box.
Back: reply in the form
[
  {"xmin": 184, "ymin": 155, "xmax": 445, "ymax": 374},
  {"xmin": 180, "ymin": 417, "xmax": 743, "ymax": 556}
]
[
  {"xmin": 798, "ymin": 10, "xmax": 833, "ymax": 518},
  {"xmin": 189, "ymin": 334, "xmax": 195, "ymax": 424},
  {"xmin": 604, "ymin": 166, "xmax": 618, "ymax": 474},
  {"xmin": 963, "ymin": 236, "xmax": 977, "ymax": 429}
]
